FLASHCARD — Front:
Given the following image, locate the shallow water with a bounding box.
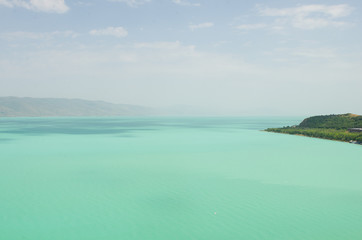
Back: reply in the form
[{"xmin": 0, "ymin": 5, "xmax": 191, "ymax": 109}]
[{"xmin": 0, "ymin": 117, "xmax": 361, "ymax": 240}]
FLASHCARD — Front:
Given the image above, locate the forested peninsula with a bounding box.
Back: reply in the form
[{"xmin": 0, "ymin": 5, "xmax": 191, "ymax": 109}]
[{"xmin": 266, "ymin": 114, "xmax": 362, "ymax": 144}]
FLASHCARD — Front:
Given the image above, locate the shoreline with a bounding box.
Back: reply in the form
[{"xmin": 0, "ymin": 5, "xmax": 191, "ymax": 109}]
[{"xmin": 264, "ymin": 129, "xmax": 362, "ymax": 145}]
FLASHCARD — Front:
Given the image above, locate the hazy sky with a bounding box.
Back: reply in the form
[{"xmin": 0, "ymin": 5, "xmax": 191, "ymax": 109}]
[{"xmin": 0, "ymin": 0, "xmax": 361, "ymax": 115}]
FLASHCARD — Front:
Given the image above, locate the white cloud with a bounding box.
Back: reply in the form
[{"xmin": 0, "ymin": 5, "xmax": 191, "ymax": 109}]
[
  {"xmin": 189, "ymin": 22, "xmax": 214, "ymax": 31},
  {"xmin": 0, "ymin": 0, "xmax": 12, "ymax": 7},
  {"xmin": 259, "ymin": 4, "xmax": 353, "ymax": 18},
  {"xmin": 89, "ymin": 27, "xmax": 128, "ymax": 38},
  {"xmin": 292, "ymin": 17, "xmax": 347, "ymax": 30},
  {"xmin": 235, "ymin": 23, "xmax": 267, "ymax": 31},
  {"xmin": 266, "ymin": 47, "xmax": 338, "ymax": 63},
  {"xmin": 0, "ymin": 0, "xmax": 69, "ymax": 13},
  {"xmin": 133, "ymin": 41, "xmax": 197, "ymax": 59},
  {"xmin": 173, "ymin": 0, "xmax": 200, "ymax": 7},
  {"xmin": 109, "ymin": 0, "xmax": 151, "ymax": 7},
  {"xmin": 0, "ymin": 30, "xmax": 78, "ymax": 40},
  {"xmin": 292, "ymin": 48, "xmax": 336, "ymax": 59},
  {"xmin": 258, "ymin": 4, "xmax": 353, "ymax": 30},
  {"xmin": 134, "ymin": 41, "xmax": 185, "ymax": 49}
]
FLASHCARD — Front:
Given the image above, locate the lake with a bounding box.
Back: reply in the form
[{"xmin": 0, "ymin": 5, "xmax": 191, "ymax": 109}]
[{"xmin": 0, "ymin": 117, "xmax": 361, "ymax": 240}]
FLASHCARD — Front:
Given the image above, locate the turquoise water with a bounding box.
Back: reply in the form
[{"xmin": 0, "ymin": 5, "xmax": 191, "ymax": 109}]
[{"xmin": 0, "ymin": 117, "xmax": 361, "ymax": 240}]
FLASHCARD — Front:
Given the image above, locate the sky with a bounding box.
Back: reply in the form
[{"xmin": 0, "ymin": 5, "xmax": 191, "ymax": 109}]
[{"xmin": 0, "ymin": 0, "xmax": 361, "ymax": 115}]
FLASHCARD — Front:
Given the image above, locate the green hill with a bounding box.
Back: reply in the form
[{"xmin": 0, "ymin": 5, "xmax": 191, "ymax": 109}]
[
  {"xmin": 266, "ymin": 114, "xmax": 362, "ymax": 144},
  {"xmin": 299, "ymin": 113, "xmax": 362, "ymax": 129}
]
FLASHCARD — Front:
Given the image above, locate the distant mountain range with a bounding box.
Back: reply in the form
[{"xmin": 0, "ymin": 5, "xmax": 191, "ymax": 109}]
[
  {"xmin": 0, "ymin": 97, "xmax": 153, "ymax": 117},
  {"xmin": 0, "ymin": 97, "xmax": 221, "ymax": 117}
]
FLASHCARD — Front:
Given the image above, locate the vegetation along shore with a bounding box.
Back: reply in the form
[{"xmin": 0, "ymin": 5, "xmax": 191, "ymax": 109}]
[{"xmin": 265, "ymin": 113, "xmax": 362, "ymax": 144}]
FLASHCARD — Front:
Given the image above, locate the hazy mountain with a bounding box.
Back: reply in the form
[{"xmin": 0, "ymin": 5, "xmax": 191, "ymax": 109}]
[{"xmin": 0, "ymin": 97, "xmax": 153, "ymax": 117}]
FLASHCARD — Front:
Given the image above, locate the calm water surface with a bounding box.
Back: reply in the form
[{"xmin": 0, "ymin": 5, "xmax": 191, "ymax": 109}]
[{"xmin": 0, "ymin": 117, "xmax": 361, "ymax": 240}]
